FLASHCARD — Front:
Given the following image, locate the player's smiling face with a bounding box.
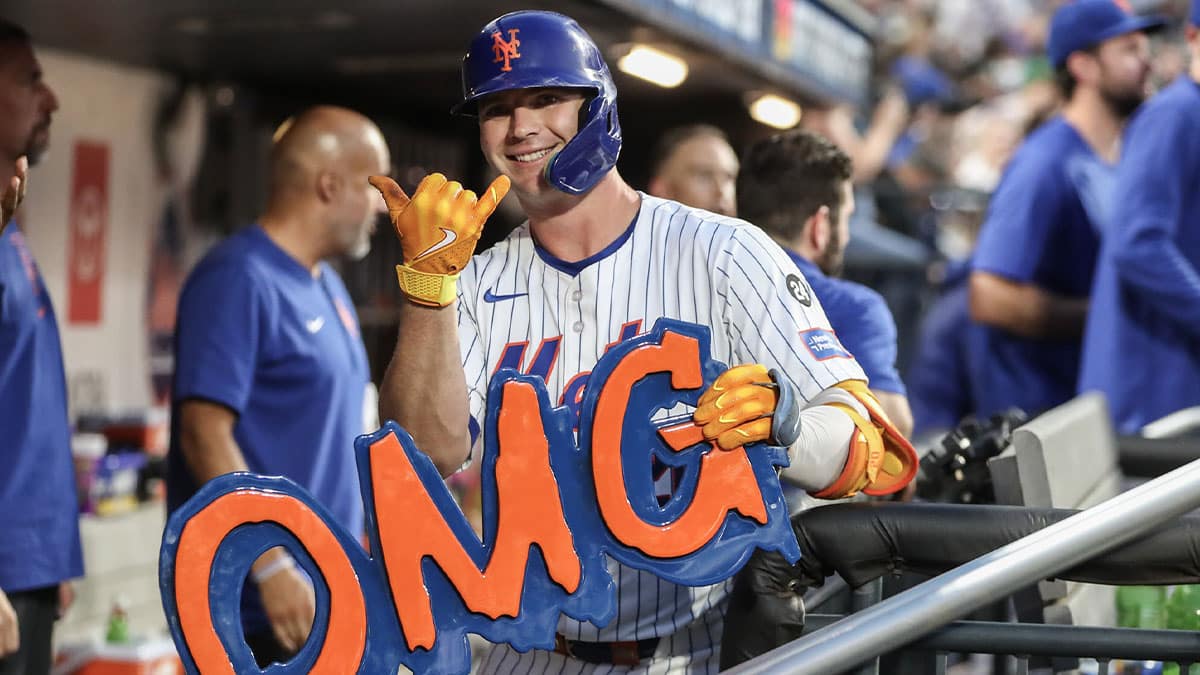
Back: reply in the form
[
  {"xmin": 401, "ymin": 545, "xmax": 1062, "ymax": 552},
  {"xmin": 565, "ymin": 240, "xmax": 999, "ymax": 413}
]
[{"xmin": 477, "ymin": 87, "xmax": 586, "ymax": 196}]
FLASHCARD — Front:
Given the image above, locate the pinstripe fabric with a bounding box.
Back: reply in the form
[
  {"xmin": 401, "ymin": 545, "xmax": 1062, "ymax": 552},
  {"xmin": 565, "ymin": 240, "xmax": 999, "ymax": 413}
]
[{"xmin": 460, "ymin": 194, "xmax": 863, "ymax": 672}]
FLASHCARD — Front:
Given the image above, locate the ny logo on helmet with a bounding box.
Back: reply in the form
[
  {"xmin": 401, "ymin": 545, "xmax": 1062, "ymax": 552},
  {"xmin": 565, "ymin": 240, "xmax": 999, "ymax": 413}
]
[{"xmin": 491, "ymin": 29, "xmax": 521, "ymax": 71}]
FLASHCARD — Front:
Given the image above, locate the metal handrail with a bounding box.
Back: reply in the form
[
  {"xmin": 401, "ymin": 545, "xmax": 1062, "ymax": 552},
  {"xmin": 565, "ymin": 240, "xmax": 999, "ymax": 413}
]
[
  {"xmin": 1142, "ymin": 406, "xmax": 1200, "ymax": 439},
  {"xmin": 727, "ymin": 457, "xmax": 1200, "ymax": 674},
  {"xmin": 803, "ymin": 615, "xmax": 1200, "ymax": 662}
]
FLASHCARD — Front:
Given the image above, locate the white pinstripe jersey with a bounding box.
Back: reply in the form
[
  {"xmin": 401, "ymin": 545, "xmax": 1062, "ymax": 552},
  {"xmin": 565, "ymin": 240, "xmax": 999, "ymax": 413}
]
[{"xmin": 456, "ymin": 194, "xmax": 864, "ymax": 668}]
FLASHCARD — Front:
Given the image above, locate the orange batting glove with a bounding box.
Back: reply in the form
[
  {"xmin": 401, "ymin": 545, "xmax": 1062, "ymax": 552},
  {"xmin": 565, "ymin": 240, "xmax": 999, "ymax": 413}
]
[
  {"xmin": 693, "ymin": 364, "xmax": 801, "ymax": 451},
  {"xmin": 368, "ymin": 172, "xmax": 510, "ymax": 307}
]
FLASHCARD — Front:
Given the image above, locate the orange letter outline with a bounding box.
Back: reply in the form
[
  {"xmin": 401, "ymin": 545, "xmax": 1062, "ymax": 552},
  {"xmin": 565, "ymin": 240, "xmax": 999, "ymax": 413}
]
[{"xmin": 578, "ymin": 318, "xmax": 802, "ymax": 584}]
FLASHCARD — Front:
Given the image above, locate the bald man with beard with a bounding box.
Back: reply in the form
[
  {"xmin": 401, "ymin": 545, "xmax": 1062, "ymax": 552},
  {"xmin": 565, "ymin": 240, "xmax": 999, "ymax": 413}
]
[
  {"xmin": 165, "ymin": 105, "xmax": 389, "ymax": 667},
  {"xmin": 0, "ymin": 21, "xmax": 77, "ymax": 675},
  {"xmin": 1, "ymin": 19, "xmax": 56, "ymax": 229}
]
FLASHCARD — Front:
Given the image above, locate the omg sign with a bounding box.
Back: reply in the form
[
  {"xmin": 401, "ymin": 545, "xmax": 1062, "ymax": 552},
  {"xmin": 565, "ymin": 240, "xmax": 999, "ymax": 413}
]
[{"xmin": 159, "ymin": 319, "xmax": 800, "ymax": 674}]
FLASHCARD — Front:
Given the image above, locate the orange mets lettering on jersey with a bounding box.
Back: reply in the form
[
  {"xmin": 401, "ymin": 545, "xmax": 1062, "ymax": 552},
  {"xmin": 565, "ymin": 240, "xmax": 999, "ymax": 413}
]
[{"xmin": 491, "ymin": 29, "xmax": 521, "ymax": 71}]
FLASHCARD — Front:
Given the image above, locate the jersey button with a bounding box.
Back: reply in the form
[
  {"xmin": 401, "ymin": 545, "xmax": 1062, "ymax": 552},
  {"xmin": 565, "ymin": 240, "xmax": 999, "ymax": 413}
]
[
  {"xmin": 571, "ymin": 290, "xmax": 583, "ymax": 301},
  {"xmin": 572, "ymin": 321, "xmax": 584, "ymax": 333}
]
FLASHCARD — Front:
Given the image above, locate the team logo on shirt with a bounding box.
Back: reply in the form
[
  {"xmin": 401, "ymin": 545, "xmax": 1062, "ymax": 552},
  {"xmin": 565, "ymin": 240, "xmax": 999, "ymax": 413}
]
[
  {"xmin": 491, "ymin": 29, "xmax": 521, "ymax": 71},
  {"xmin": 159, "ymin": 319, "xmax": 798, "ymax": 675},
  {"xmin": 482, "ymin": 287, "xmax": 528, "ymax": 303},
  {"xmin": 801, "ymin": 327, "xmax": 851, "ymax": 361},
  {"xmin": 785, "ymin": 273, "xmax": 812, "ymax": 307},
  {"xmin": 335, "ymin": 297, "xmax": 359, "ymax": 338},
  {"xmin": 8, "ymin": 231, "xmax": 48, "ymax": 319}
]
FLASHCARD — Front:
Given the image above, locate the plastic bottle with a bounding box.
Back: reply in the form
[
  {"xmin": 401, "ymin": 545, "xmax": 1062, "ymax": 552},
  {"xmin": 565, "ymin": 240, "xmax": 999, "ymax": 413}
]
[
  {"xmin": 1117, "ymin": 587, "xmax": 1166, "ymax": 674},
  {"xmin": 105, "ymin": 597, "xmax": 130, "ymax": 644},
  {"xmin": 1163, "ymin": 586, "xmax": 1200, "ymax": 675},
  {"xmin": 1118, "ymin": 585, "xmax": 1167, "ymax": 629}
]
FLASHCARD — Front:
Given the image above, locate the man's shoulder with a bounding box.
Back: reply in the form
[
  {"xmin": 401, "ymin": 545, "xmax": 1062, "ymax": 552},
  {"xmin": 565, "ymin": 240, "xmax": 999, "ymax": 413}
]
[
  {"xmin": 640, "ymin": 194, "xmax": 745, "ymax": 229},
  {"xmin": 183, "ymin": 228, "xmax": 272, "ymax": 293},
  {"xmin": 1130, "ymin": 78, "xmax": 1200, "ymax": 136},
  {"xmin": 1154, "ymin": 76, "xmax": 1200, "ymax": 112},
  {"xmin": 638, "ymin": 194, "xmax": 765, "ymax": 257},
  {"xmin": 1008, "ymin": 118, "xmax": 1084, "ymax": 172},
  {"xmin": 821, "ymin": 276, "xmax": 894, "ymax": 326}
]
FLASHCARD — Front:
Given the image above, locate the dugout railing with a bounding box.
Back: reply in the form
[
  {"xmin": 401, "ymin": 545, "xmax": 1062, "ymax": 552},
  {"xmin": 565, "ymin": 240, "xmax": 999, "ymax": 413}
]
[{"xmin": 725, "ymin": 456, "xmax": 1200, "ymax": 675}]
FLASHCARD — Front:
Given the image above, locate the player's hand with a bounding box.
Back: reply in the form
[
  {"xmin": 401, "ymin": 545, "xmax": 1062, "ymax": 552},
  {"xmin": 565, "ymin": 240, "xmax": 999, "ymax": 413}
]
[
  {"xmin": 1, "ymin": 156, "xmax": 28, "ymax": 231},
  {"xmin": 693, "ymin": 365, "xmax": 800, "ymax": 451},
  {"xmin": 0, "ymin": 587, "xmax": 19, "ymax": 658},
  {"xmin": 369, "ymin": 173, "xmax": 509, "ymax": 306},
  {"xmin": 370, "ymin": 172, "xmax": 509, "ymax": 274},
  {"xmin": 255, "ymin": 553, "xmax": 315, "ymax": 655}
]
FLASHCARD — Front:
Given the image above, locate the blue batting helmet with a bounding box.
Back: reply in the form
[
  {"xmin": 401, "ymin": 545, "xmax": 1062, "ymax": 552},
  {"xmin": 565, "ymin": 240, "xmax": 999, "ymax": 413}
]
[{"xmin": 454, "ymin": 10, "xmax": 622, "ymax": 195}]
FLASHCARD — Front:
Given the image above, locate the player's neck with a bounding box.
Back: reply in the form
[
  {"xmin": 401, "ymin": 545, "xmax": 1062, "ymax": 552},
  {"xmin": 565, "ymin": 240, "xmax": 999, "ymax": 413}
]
[
  {"xmin": 259, "ymin": 206, "xmax": 328, "ymax": 275},
  {"xmin": 1061, "ymin": 91, "xmax": 1124, "ymax": 164},
  {"xmin": 1190, "ymin": 32, "xmax": 1200, "ymax": 82},
  {"xmin": 525, "ymin": 172, "xmax": 641, "ymax": 263}
]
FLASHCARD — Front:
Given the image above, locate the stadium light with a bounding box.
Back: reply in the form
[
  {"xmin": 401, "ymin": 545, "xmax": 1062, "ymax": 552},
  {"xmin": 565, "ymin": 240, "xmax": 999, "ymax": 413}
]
[
  {"xmin": 749, "ymin": 94, "xmax": 803, "ymax": 130},
  {"xmin": 617, "ymin": 45, "xmax": 688, "ymax": 88}
]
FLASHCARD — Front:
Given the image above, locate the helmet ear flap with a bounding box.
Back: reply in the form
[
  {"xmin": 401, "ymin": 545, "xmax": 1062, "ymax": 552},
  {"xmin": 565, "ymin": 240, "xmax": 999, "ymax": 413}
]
[{"xmin": 579, "ymin": 95, "xmax": 594, "ymax": 129}]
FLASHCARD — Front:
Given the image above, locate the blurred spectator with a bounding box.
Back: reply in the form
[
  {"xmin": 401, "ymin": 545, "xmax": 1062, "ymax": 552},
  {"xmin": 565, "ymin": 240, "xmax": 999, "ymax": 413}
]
[
  {"xmin": 931, "ymin": 0, "xmax": 1040, "ymax": 66},
  {"xmin": 1079, "ymin": 3, "xmax": 1200, "ymax": 433},
  {"xmin": 647, "ymin": 124, "xmax": 738, "ymax": 216},
  {"xmin": 802, "ymin": 88, "xmax": 911, "ymax": 187},
  {"xmin": 0, "ymin": 19, "xmax": 81, "ymax": 675},
  {"xmin": 167, "ymin": 106, "xmax": 387, "ymax": 667},
  {"xmin": 967, "ymin": 0, "xmax": 1160, "ymax": 418},
  {"xmin": 739, "ymin": 130, "xmax": 913, "ymax": 437}
]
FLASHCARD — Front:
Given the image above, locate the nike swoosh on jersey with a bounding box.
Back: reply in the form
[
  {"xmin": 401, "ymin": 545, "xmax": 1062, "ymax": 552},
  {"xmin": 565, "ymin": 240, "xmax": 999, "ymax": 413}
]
[
  {"xmin": 305, "ymin": 316, "xmax": 325, "ymax": 334},
  {"xmin": 416, "ymin": 228, "xmax": 458, "ymax": 258},
  {"xmin": 483, "ymin": 288, "xmax": 529, "ymax": 303}
]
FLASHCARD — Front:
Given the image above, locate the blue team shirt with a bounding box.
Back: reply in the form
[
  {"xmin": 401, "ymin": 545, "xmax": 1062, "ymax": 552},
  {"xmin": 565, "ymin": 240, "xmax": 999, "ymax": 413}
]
[
  {"xmin": 1079, "ymin": 76, "xmax": 1200, "ymax": 432},
  {"xmin": 166, "ymin": 225, "xmax": 369, "ymax": 631},
  {"xmin": 787, "ymin": 252, "xmax": 906, "ymax": 395},
  {"xmin": 971, "ymin": 116, "xmax": 1112, "ymax": 417},
  {"xmin": 907, "ymin": 262, "xmax": 974, "ymax": 439},
  {"xmin": 0, "ymin": 223, "xmax": 84, "ymax": 592}
]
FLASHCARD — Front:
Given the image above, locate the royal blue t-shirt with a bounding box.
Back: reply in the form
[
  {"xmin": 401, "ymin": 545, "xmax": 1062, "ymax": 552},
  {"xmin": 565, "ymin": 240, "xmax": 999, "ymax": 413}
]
[
  {"xmin": 0, "ymin": 223, "xmax": 84, "ymax": 592},
  {"xmin": 1079, "ymin": 76, "xmax": 1200, "ymax": 433},
  {"xmin": 971, "ymin": 116, "xmax": 1112, "ymax": 417},
  {"xmin": 166, "ymin": 225, "xmax": 369, "ymax": 632},
  {"xmin": 907, "ymin": 262, "xmax": 974, "ymax": 439},
  {"xmin": 787, "ymin": 252, "xmax": 906, "ymax": 395}
]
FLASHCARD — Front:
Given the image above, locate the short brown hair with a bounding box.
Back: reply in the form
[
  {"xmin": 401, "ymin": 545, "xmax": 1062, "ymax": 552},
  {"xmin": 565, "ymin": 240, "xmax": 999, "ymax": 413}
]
[
  {"xmin": 737, "ymin": 130, "xmax": 853, "ymax": 242},
  {"xmin": 0, "ymin": 19, "xmax": 30, "ymax": 47}
]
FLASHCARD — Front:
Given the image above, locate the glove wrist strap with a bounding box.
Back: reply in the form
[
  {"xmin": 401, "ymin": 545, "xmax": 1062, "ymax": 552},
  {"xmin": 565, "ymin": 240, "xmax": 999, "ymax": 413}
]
[{"xmin": 396, "ymin": 264, "xmax": 459, "ymax": 307}]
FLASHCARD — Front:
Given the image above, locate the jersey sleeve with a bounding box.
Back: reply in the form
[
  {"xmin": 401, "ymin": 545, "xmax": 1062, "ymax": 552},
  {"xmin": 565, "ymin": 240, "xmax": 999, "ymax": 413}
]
[
  {"xmin": 174, "ymin": 262, "xmax": 262, "ymax": 414},
  {"xmin": 713, "ymin": 225, "xmax": 866, "ymax": 402},
  {"xmin": 1109, "ymin": 101, "xmax": 1200, "ymax": 335},
  {"xmin": 973, "ymin": 150, "xmax": 1063, "ymax": 283}
]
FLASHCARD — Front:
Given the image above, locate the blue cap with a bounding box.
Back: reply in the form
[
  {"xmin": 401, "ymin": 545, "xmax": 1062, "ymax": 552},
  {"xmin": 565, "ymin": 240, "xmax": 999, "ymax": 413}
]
[
  {"xmin": 1192, "ymin": 0, "xmax": 1199, "ymax": 26},
  {"xmin": 891, "ymin": 56, "xmax": 956, "ymax": 107},
  {"xmin": 1046, "ymin": 0, "xmax": 1165, "ymax": 68}
]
